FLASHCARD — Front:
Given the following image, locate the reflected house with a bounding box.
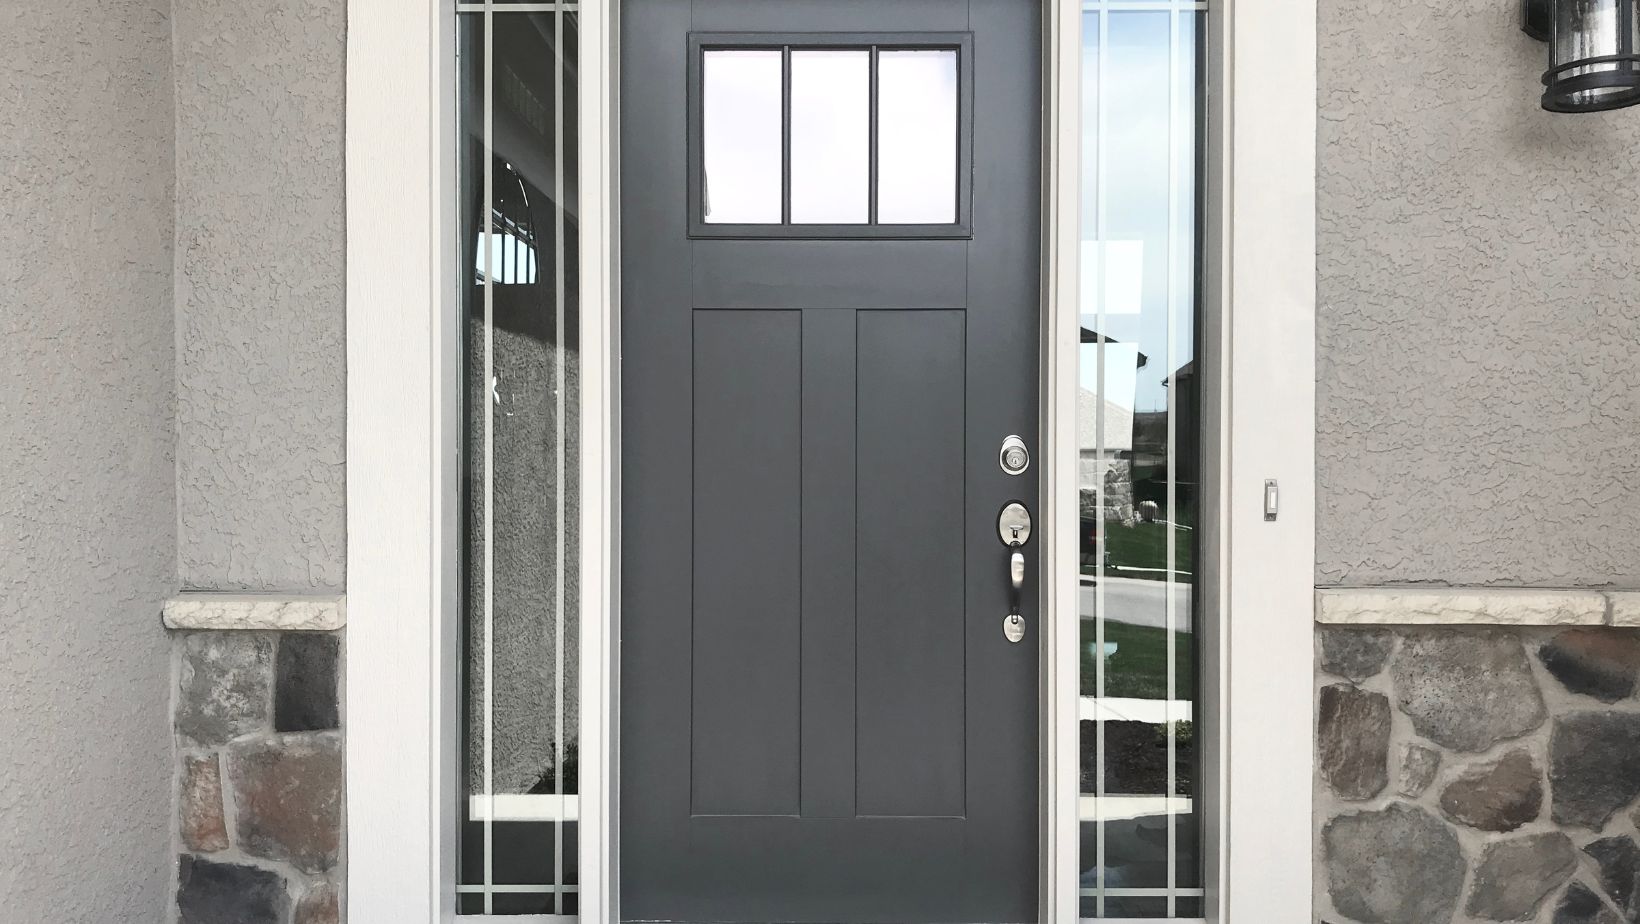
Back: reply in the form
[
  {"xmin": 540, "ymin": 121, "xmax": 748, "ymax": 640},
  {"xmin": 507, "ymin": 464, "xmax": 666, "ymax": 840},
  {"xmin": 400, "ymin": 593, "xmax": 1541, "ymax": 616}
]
[
  {"xmin": 1078, "ymin": 327, "xmax": 1141, "ymax": 524},
  {"xmin": 1130, "ymin": 360, "xmax": 1198, "ymax": 523}
]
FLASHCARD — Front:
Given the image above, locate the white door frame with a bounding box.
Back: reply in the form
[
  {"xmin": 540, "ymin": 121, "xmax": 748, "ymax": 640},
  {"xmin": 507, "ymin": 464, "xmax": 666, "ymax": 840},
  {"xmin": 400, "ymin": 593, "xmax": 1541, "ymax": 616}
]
[{"xmin": 344, "ymin": 1, "xmax": 1313, "ymax": 921}]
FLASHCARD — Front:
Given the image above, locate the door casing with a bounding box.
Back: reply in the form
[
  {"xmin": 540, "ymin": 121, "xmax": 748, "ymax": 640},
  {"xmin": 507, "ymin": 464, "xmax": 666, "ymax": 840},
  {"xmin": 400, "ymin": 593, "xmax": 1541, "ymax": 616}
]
[{"xmin": 340, "ymin": 0, "xmax": 1317, "ymax": 921}]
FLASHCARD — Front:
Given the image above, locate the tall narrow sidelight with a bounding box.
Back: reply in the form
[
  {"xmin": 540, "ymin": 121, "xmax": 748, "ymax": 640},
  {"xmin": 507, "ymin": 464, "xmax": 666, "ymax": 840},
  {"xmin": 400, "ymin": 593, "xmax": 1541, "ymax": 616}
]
[
  {"xmin": 1076, "ymin": 0, "xmax": 1208, "ymax": 919},
  {"xmin": 455, "ymin": 2, "xmax": 582, "ymax": 917}
]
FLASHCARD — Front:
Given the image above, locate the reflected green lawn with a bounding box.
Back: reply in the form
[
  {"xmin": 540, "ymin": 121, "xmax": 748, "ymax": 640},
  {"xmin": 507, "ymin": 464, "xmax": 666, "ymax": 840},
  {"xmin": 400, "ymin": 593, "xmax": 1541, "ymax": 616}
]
[
  {"xmin": 1096, "ymin": 520, "xmax": 1194, "ymax": 582},
  {"xmin": 1081, "ymin": 617, "xmax": 1194, "ymax": 701}
]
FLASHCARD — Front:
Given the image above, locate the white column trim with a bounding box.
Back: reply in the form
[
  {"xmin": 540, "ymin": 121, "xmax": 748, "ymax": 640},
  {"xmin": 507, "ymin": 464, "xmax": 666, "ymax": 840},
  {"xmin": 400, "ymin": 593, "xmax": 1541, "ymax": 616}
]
[
  {"xmin": 343, "ymin": 0, "xmax": 458, "ymax": 918},
  {"xmin": 1210, "ymin": 0, "xmax": 1317, "ymax": 921}
]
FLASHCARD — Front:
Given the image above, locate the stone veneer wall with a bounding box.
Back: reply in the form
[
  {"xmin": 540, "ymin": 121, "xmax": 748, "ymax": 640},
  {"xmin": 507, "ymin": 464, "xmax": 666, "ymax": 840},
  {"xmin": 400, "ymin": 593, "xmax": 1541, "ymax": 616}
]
[
  {"xmin": 173, "ymin": 631, "xmax": 344, "ymax": 924},
  {"xmin": 1316, "ymin": 624, "xmax": 1640, "ymax": 924}
]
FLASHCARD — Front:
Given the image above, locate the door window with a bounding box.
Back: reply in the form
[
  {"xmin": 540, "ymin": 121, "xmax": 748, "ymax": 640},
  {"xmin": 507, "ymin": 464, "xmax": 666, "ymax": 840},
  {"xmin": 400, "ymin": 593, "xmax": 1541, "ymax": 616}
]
[{"xmin": 692, "ymin": 34, "xmax": 973, "ymax": 238}]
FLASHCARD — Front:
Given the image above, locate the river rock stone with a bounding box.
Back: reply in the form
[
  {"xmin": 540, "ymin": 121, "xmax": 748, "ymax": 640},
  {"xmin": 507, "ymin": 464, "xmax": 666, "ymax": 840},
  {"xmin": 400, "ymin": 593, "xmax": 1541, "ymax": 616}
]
[
  {"xmin": 1318, "ymin": 684, "xmax": 1390, "ymax": 799},
  {"xmin": 176, "ymin": 855, "xmax": 289, "ymax": 924},
  {"xmin": 295, "ymin": 881, "xmax": 340, "ymax": 924},
  {"xmin": 1439, "ymin": 749, "xmax": 1542, "ymax": 832},
  {"xmin": 1397, "ymin": 743, "xmax": 1442, "ymax": 797},
  {"xmin": 180, "ymin": 754, "xmax": 228, "ymax": 852},
  {"xmin": 228, "ymin": 732, "xmax": 343, "ymax": 873},
  {"xmin": 1466, "ymin": 833, "xmax": 1577, "ymax": 921},
  {"xmin": 1323, "ymin": 803, "xmax": 1465, "ymax": 924},
  {"xmin": 1391, "ymin": 630, "xmax": 1546, "ymax": 752},
  {"xmin": 274, "ymin": 633, "xmax": 341, "ymax": 733},
  {"xmin": 1319, "ymin": 628, "xmax": 1395, "ymax": 681},
  {"xmin": 1553, "ymin": 881, "xmax": 1623, "ymax": 924},
  {"xmin": 1540, "ymin": 628, "xmax": 1640, "ymax": 702},
  {"xmin": 1551, "ymin": 713, "xmax": 1640, "ymax": 828},
  {"xmin": 176, "ymin": 632, "xmax": 274, "ymax": 746},
  {"xmin": 1583, "ymin": 836, "xmax": 1640, "ymax": 918}
]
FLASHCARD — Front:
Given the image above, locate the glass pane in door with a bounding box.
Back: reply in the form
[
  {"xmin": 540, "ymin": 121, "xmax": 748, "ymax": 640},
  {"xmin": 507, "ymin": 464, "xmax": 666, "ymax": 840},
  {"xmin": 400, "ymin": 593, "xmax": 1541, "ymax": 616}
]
[{"xmin": 1077, "ymin": 1, "xmax": 1207, "ymax": 920}]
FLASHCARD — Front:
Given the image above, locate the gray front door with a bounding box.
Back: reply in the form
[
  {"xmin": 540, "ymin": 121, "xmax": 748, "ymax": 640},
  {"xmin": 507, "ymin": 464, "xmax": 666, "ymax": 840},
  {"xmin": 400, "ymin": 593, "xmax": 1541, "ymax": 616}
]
[{"xmin": 620, "ymin": 2, "xmax": 1041, "ymax": 921}]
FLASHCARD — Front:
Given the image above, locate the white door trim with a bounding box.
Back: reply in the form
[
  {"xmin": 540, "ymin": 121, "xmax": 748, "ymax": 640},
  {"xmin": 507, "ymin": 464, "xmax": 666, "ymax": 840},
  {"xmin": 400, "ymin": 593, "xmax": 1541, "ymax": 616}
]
[
  {"xmin": 344, "ymin": 0, "xmax": 1314, "ymax": 920},
  {"xmin": 343, "ymin": 0, "xmax": 459, "ymax": 919},
  {"xmin": 1206, "ymin": 0, "xmax": 1317, "ymax": 919}
]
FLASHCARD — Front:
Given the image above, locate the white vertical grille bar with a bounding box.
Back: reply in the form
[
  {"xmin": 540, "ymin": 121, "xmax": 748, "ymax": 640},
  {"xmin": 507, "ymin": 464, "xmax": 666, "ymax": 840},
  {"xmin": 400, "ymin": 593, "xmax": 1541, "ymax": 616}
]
[
  {"xmin": 481, "ymin": 0, "xmax": 496, "ymax": 914},
  {"xmin": 551, "ymin": 2, "xmax": 568, "ymax": 915},
  {"xmin": 1093, "ymin": 6, "xmax": 1109, "ymax": 918},
  {"xmin": 1164, "ymin": 5, "xmax": 1181, "ymax": 918}
]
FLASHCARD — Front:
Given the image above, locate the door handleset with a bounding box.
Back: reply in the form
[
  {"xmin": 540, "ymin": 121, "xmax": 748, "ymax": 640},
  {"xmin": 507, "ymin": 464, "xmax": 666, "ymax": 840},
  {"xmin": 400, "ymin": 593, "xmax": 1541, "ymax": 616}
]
[{"xmin": 998, "ymin": 502, "xmax": 1031, "ymax": 643}]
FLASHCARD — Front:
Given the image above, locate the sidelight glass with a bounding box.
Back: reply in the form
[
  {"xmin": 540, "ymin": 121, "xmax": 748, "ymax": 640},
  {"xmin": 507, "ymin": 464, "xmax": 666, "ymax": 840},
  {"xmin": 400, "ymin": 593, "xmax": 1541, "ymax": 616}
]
[
  {"xmin": 876, "ymin": 49, "xmax": 959, "ymax": 224},
  {"xmin": 1076, "ymin": 1, "xmax": 1206, "ymax": 921},
  {"xmin": 703, "ymin": 49, "xmax": 785, "ymax": 224},
  {"xmin": 790, "ymin": 50, "xmax": 871, "ymax": 223},
  {"xmin": 457, "ymin": 5, "xmax": 581, "ymax": 917}
]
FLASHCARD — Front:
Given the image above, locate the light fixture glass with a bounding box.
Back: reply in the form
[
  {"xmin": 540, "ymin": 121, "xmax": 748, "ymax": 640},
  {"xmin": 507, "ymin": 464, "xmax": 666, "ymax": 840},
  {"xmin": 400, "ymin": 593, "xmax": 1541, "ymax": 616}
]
[{"xmin": 1529, "ymin": 0, "xmax": 1640, "ymax": 112}]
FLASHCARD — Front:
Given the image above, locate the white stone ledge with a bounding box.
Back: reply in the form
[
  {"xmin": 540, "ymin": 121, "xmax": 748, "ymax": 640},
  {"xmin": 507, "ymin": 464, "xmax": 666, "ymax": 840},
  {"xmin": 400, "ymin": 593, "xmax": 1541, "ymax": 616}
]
[
  {"xmin": 1315, "ymin": 587, "xmax": 1610, "ymax": 626},
  {"xmin": 163, "ymin": 593, "xmax": 346, "ymax": 631}
]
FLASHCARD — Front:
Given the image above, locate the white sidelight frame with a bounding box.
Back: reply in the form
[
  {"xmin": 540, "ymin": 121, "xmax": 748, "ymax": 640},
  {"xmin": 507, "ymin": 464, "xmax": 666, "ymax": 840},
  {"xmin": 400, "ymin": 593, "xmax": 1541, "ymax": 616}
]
[
  {"xmin": 346, "ymin": 0, "xmax": 617, "ymax": 922},
  {"xmin": 346, "ymin": 0, "xmax": 1312, "ymax": 921},
  {"xmin": 1043, "ymin": 0, "xmax": 1313, "ymax": 920}
]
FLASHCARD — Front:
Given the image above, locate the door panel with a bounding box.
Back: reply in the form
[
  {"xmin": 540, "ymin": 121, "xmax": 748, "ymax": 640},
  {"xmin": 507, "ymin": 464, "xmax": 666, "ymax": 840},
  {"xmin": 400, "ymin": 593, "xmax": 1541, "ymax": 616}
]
[
  {"xmin": 855, "ymin": 309, "xmax": 967, "ymax": 819},
  {"xmin": 690, "ymin": 309, "xmax": 803, "ymax": 817},
  {"xmin": 621, "ymin": 2, "xmax": 1041, "ymax": 921}
]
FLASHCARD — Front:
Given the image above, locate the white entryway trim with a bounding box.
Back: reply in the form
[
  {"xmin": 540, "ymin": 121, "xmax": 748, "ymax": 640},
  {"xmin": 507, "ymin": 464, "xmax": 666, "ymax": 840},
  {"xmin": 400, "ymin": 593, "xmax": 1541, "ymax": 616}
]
[
  {"xmin": 345, "ymin": 0, "xmax": 1314, "ymax": 921},
  {"xmin": 1209, "ymin": 0, "xmax": 1317, "ymax": 919},
  {"xmin": 344, "ymin": 0, "xmax": 458, "ymax": 920}
]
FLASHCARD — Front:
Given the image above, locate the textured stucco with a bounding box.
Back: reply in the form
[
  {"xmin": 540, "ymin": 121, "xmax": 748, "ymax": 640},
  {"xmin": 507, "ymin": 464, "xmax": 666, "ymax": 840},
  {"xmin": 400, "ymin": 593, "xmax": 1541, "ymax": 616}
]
[
  {"xmin": 0, "ymin": 0, "xmax": 177, "ymax": 918},
  {"xmin": 1317, "ymin": 0, "xmax": 1640, "ymax": 587},
  {"xmin": 173, "ymin": 0, "xmax": 347, "ymax": 591}
]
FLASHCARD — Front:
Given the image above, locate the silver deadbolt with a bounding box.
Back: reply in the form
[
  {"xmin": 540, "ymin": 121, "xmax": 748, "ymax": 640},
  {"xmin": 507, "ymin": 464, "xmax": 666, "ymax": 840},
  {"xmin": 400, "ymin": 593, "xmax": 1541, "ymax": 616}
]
[
  {"xmin": 999, "ymin": 435, "xmax": 1030, "ymax": 476},
  {"xmin": 998, "ymin": 502, "xmax": 1031, "ymax": 643}
]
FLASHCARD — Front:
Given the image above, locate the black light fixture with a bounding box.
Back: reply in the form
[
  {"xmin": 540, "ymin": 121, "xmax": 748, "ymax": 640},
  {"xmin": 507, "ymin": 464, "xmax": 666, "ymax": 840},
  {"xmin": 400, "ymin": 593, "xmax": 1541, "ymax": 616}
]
[{"xmin": 1523, "ymin": 0, "xmax": 1640, "ymax": 112}]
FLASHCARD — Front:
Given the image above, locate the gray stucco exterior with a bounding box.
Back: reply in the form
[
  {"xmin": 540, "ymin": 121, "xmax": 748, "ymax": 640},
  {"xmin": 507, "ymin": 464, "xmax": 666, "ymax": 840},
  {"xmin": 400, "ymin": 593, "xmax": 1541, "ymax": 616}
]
[
  {"xmin": 1317, "ymin": 0, "xmax": 1640, "ymax": 588},
  {"xmin": 0, "ymin": 0, "xmax": 177, "ymax": 919},
  {"xmin": 174, "ymin": 0, "xmax": 347, "ymax": 592}
]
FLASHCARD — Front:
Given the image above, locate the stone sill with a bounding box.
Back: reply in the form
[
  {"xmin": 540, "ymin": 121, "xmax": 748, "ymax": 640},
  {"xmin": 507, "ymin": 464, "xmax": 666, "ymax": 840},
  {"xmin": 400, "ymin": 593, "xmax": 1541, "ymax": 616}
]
[
  {"xmin": 163, "ymin": 593, "xmax": 346, "ymax": 631},
  {"xmin": 1316, "ymin": 587, "xmax": 1640, "ymax": 627}
]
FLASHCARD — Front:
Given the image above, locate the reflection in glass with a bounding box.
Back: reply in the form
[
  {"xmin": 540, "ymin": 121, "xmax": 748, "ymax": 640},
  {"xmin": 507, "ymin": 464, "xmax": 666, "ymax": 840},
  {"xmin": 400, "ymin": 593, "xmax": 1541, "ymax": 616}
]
[
  {"xmin": 876, "ymin": 49, "xmax": 958, "ymax": 224},
  {"xmin": 703, "ymin": 49, "xmax": 784, "ymax": 224},
  {"xmin": 1077, "ymin": 2, "xmax": 1205, "ymax": 920},
  {"xmin": 790, "ymin": 50, "xmax": 870, "ymax": 223},
  {"xmin": 458, "ymin": 7, "xmax": 581, "ymax": 917}
]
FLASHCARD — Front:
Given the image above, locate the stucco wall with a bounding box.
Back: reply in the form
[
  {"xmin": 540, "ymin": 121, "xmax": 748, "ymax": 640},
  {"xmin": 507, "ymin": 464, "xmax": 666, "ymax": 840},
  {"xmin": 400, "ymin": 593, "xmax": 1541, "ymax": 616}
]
[
  {"xmin": 173, "ymin": 0, "xmax": 347, "ymax": 592},
  {"xmin": 0, "ymin": 0, "xmax": 177, "ymax": 918},
  {"xmin": 1317, "ymin": 0, "xmax": 1640, "ymax": 587}
]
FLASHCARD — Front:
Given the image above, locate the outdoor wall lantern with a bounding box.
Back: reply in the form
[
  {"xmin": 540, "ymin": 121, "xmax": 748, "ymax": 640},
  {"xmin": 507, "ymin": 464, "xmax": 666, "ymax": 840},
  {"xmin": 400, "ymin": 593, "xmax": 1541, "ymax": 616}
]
[{"xmin": 1523, "ymin": 0, "xmax": 1640, "ymax": 112}]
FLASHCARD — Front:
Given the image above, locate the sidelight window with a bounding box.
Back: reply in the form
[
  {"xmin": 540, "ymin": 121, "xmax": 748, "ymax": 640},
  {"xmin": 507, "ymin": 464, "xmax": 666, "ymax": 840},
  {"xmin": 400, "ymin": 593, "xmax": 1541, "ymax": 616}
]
[
  {"xmin": 692, "ymin": 35, "xmax": 972, "ymax": 238},
  {"xmin": 456, "ymin": 2, "xmax": 581, "ymax": 917},
  {"xmin": 1076, "ymin": 0, "xmax": 1208, "ymax": 920}
]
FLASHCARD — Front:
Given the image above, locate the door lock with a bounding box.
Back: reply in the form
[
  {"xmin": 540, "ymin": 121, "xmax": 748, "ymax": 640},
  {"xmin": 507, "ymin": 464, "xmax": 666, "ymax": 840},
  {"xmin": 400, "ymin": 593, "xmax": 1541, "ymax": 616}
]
[
  {"xmin": 998, "ymin": 502, "xmax": 1031, "ymax": 643},
  {"xmin": 999, "ymin": 435, "xmax": 1030, "ymax": 476}
]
